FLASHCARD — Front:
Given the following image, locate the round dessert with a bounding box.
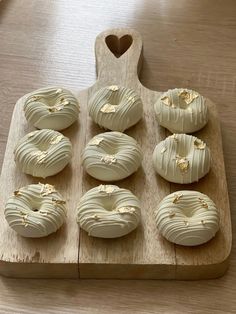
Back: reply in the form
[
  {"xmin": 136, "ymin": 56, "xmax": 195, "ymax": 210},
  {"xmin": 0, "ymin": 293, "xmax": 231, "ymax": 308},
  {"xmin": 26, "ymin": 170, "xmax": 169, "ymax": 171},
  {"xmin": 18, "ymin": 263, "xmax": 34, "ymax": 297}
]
[
  {"xmin": 155, "ymin": 190, "xmax": 220, "ymax": 246},
  {"xmin": 14, "ymin": 129, "xmax": 72, "ymax": 178},
  {"xmin": 82, "ymin": 131, "xmax": 143, "ymax": 181},
  {"xmin": 4, "ymin": 183, "xmax": 67, "ymax": 238},
  {"xmin": 153, "ymin": 133, "xmax": 211, "ymax": 184},
  {"xmin": 88, "ymin": 85, "xmax": 143, "ymax": 132},
  {"xmin": 77, "ymin": 185, "xmax": 141, "ymax": 238},
  {"xmin": 154, "ymin": 88, "xmax": 208, "ymax": 133},
  {"xmin": 23, "ymin": 86, "xmax": 79, "ymax": 131}
]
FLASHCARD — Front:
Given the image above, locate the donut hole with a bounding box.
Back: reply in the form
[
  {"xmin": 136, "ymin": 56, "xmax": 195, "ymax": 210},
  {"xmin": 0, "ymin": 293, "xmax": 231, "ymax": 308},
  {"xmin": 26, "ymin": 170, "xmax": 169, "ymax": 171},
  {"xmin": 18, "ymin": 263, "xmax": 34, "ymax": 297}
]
[
  {"xmin": 35, "ymin": 142, "xmax": 51, "ymax": 152},
  {"xmin": 180, "ymin": 207, "xmax": 194, "ymax": 218},
  {"xmin": 102, "ymin": 198, "xmax": 116, "ymax": 212},
  {"xmin": 102, "ymin": 147, "xmax": 119, "ymax": 155}
]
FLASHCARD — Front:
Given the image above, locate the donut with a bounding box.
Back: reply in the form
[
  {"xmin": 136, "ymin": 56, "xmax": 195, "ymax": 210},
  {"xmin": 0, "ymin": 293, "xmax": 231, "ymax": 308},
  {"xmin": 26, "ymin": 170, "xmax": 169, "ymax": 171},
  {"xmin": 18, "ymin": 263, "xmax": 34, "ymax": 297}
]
[
  {"xmin": 154, "ymin": 88, "xmax": 208, "ymax": 133},
  {"xmin": 14, "ymin": 129, "xmax": 72, "ymax": 178},
  {"xmin": 153, "ymin": 133, "xmax": 210, "ymax": 184},
  {"xmin": 88, "ymin": 85, "xmax": 143, "ymax": 132},
  {"xmin": 82, "ymin": 131, "xmax": 142, "ymax": 181},
  {"xmin": 155, "ymin": 190, "xmax": 220, "ymax": 246},
  {"xmin": 23, "ymin": 86, "xmax": 79, "ymax": 131},
  {"xmin": 77, "ymin": 185, "xmax": 141, "ymax": 238},
  {"xmin": 4, "ymin": 183, "xmax": 67, "ymax": 238}
]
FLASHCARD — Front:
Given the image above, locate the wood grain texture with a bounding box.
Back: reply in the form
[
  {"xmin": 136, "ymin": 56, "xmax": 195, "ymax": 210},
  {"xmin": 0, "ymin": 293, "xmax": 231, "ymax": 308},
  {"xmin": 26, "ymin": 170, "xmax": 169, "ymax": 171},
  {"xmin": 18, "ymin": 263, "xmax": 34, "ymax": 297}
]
[{"xmin": 0, "ymin": 0, "xmax": 236, "ymax": 312}]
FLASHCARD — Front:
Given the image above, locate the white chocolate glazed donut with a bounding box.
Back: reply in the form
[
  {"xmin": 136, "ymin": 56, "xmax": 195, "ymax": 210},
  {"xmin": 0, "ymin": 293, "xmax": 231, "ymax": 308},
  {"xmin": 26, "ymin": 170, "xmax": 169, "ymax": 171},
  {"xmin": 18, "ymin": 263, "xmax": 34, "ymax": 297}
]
[
  {"xmin": 153, "ymin": 133, "xmax": 211, "ymax": 184},
  {"xmin": 4, "ymin": 183, "xmax": 67, "ymax": 238},
  {"xmin": 14, "ymin": 129, "xmax": 72, "ymax": 178},
  {"xmin": 77, "ymin": 185, "xmax": 141, "ymax": 238},
  {"xmin": 155, "ymin": 190, "xmax": 220, "ymax": 246},
  {"xmin": 23, "ymin": 86, "xmax": 79, "ymax": 131},
  {"xmin": 82, "ymin": 131, "xmax": 142, "ymax": 181},
  {"xmin": 154, "ymin": 88, "xmax": 208, "ymax": 133},
  {"xmin": 88, "ymin": 85, "xmax": 143, "ymax": 132}
]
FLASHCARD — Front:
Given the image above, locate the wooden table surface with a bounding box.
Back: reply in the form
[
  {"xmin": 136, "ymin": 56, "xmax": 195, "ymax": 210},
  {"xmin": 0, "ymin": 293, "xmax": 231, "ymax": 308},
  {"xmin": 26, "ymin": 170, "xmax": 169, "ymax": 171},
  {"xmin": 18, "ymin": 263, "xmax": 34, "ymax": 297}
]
[{"xmin": 0, "ymin": 0, "xmax": 236, "ymax": 312}]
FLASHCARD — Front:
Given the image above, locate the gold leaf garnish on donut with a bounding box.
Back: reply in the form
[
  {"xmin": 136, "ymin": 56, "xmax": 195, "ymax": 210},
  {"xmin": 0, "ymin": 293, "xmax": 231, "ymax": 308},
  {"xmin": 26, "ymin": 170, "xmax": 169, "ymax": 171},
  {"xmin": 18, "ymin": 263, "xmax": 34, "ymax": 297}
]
[
  {"xmin": 115, "ymin": 206, "xmax": 136, "ymax": 214},
  {"xmin": 173, "ymin": 193, "xmax": 183, "ymax": 203},
  {"xmin": 62, "ymin": 100, "xmax": 70, "ymax": 105},
  {"xmin": 50, "ymin": 135, "xmax": 63, "ymax": 145},
  {"xmin": 92, "ymin": 215, "xmax": 100, "ymax": 220},
  {"xmin": 178, "ymin": 90, "xmax": 199, "ymax": 105},
  {"xmin": 52, "ymin": 198, "xmax": 66, "ymax": 205},
  {"xmin": 175, "ymin": 155, "xmax": 189, "ymax": 172},
  {"xmin": 28, "ymin": 95, "xmax": 41, "ymax": 103},
  {"xmin": 198, "ymin": 198, "xmax": 208, "ymax": 208},
  {"xmin": 40, "ymin": 183, "xmax": 56, "ymax": 196},
  {"xmin": 98, "ymin": 185, "xmax": 116, "ymax": 194},
  {"xmin": 161, "ymin": 96, "xmax": 172, "ymax": 106},
  {"xmin": 14, "ymin": 190, "xmax": 22, "ymax": 196},
  {"xmin": 89, "ymin": 137, "xmax": 104, "ymax": 146},
  {"xmin": 161, "ymin": 147, "xmax": 167, "ymax": 154},
  {"xmin": 56, "ymin": 88, "xmax": 62, "ymax": 94},
  {"xmin": 108, "ymin": 85, "xmax": 119, "ymax": 91},
  {"xmin": 100, "ymin": 103, "xmax": 117, "ymax": 113},
  {"xmin": 31, "ymin": 151, "xmax": 48, "ymax": 164},
  {"xmin": 101, "ymin": 155, "xmax": 117, "ymax": 165},
  {"xmin": 194, "ymin": 139, "xmax": 206, "ymax": 150}
]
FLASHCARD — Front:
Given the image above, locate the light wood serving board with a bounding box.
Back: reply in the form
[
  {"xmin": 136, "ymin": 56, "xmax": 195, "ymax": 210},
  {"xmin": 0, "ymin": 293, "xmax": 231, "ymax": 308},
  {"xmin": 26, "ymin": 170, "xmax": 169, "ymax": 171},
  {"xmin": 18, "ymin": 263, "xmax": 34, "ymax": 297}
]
[{"xmin": 0, "ymin": 28, "xmax": 232, "ymax": 279}]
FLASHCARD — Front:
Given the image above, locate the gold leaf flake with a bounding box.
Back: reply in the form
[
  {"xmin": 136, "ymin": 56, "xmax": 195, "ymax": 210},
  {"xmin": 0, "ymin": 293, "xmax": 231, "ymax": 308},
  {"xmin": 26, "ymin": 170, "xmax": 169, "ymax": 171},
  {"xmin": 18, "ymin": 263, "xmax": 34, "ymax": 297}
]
[
  {"xmin": 50, "ymin": 135, "xmax": 64, "ymax": 145},
  {"xmin": 98, "ymin": 185, "xmax": 116, "ymax": 194},
  {"xmin": 161, "ymin": 96, "xmax": 172, "ymax": 106},
  {"xmin": 56, "ymin": 88, "xmax": 62, "ymax": 94},
  {"xmin": 178, "ymin": 90, "xmax": 199, "ymax": 105},
  {"xmin": 89, "ymin": 137, "xmax": 104, "ymax": 146},
  {"xmin": 41, "ymin": 184, "xmax": 56, "ymax": 196},
  {"xmin": 101, "ymin": 155, "xmax": 117, "ymax": 165},
  {"xmin": 100, "ymin": 103, "xmax": 117, "ymax": 113},
  {"xmin": 115, "ymin": 207, "xmax": 136, "ymax": 214},
  {"xmin": 28, "ymin": 95, "xmax": 41, "ymax": 102},
  {"xmin": 31, "ymin": 150, "xmax": 48, "ymax": 163},
  {"xmin": 176, "ymin": 155, "xmax": 189, "ymax": 172},
  {"xmin": 62, "ymin": 100, "xmax": 70, "ymax": 105},
  {"xmin": 14, "ymin": 190, "xmax": 22, "ymax": 196},
  {"xmin": 108, "ymin": 85, "xmax": 119, "ymax": 91},
  {"xmin": 161, "ymin": 147, "xmax": 167, "ymax": 154},
  {"xmin": 194, "ymin": 139, "xmax": 206, "ymax": 150},
  {"xmin": 173, "ymin": 193, "xmax": 183, "ymax": 203},
  {"xmin": 52, "ymin": 198, "xmax": 66, "ymax": 205},
  {"xmin": 198, "ymin": 198, "xmax": 208, "ymax": 208}
]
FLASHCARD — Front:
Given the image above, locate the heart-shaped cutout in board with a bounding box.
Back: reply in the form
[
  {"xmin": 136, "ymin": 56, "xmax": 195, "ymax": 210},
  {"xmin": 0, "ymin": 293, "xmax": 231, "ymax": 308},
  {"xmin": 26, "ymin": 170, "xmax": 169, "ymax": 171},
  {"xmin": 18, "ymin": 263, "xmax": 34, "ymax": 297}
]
[{"xmin": 105, "ymin": 34, "xmax": 133, "ymax": 58}]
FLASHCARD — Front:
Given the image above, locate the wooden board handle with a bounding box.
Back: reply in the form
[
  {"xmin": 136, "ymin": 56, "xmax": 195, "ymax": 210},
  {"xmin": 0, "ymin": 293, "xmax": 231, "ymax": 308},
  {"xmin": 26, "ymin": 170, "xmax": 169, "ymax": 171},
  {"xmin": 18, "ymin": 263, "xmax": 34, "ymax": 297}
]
[{"xmin": 95, "ymin": 28, "xmax": 143, "ymax": 86}]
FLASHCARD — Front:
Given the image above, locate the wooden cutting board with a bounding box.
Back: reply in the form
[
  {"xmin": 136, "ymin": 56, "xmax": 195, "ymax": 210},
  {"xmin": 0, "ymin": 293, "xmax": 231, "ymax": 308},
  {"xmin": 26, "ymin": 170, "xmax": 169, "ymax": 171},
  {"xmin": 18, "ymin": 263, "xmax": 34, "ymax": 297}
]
[{"xmin": 0, "ymin": 28, "xmax": 232, "ymax": 279}]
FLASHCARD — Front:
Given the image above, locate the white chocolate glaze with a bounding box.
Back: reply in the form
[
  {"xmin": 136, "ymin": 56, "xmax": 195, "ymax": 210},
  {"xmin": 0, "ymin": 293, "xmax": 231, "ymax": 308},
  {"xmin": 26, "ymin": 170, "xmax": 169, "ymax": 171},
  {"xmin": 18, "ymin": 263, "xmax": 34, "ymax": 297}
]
[
  {"xmin": 14, "ymin": 129, "xmax": 72, "ymax": 178},
  {"xmin": 154, "ymin": 88, "xmax": 208, "ymax": 133},
  {"xmin": 153, "ymin": 133, "xmax": 211, "ymax": 184},
  {"xmin": 82, "ymin": 131, "xmax": 143, "ymax": 181},
  {"xmin": 4, "ymin": 183, "xmax": 67, "ymax": 238},
  {"xmin": 23, "ymin": 86, "xmax": 79, "ymax": 131},
  {"xmin": 88, "ymin": 85, "xmax": 143, "ymax": 132},
  {"xmin": 155, "ymin": 190, "xmax": 219, "ymax": 246},
  {"xmin": 77, "ymin": 185, "xmax": 141, "ymax": 238}
]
